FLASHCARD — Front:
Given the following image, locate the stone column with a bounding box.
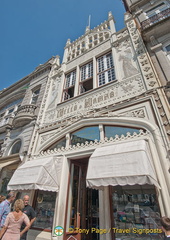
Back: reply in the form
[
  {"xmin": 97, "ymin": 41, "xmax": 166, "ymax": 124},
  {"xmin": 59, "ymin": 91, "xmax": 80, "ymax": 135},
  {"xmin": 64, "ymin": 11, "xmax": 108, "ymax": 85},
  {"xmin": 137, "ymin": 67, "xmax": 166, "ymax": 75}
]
[
  {"xmin": 74, "ymin": 65, "xmax": 80, "ymax": 97},
  {"xmin": 93, "ymin": 56, "xmax": 97, "ymax": 89}
]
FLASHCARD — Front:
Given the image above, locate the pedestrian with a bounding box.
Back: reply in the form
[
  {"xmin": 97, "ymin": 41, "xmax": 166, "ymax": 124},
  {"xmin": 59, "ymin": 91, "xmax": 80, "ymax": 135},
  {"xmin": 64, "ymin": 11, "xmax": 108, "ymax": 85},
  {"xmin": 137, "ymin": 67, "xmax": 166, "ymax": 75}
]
[
  {"xmin": 20, "ymin": 195, "xmax": 36, "ymax": 240},
  {"xmin": 0, "ymin": 196, "xmax": 5, "ymax": 204},
  {"xmin": 0, "ymin": 199, "xmax": 30, "ymax": 240},
  {"xmin": 160, "ymin": 216, "xmax": 170, "ymax": 239},
  {"xmin": 0, "ymin": 191, "xmax": 16, "ymax": 229}
]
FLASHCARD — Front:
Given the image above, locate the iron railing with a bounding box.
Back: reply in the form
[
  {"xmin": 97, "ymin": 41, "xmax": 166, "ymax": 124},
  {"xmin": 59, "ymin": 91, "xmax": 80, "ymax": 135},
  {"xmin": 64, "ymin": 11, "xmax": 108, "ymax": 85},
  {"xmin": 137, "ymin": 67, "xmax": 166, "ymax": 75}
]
[{"xmin": 141, "ymin": 8, "xmax": 170, "ymax": 29}]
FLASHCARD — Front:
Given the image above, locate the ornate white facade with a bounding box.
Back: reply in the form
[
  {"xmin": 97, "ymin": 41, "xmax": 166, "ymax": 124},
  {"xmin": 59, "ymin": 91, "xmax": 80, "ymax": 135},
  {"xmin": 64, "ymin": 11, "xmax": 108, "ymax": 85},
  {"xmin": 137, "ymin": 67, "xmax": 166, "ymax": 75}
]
[{"xmin": 1, "ymin": 7, "xmax": 170, "ymax": 240}]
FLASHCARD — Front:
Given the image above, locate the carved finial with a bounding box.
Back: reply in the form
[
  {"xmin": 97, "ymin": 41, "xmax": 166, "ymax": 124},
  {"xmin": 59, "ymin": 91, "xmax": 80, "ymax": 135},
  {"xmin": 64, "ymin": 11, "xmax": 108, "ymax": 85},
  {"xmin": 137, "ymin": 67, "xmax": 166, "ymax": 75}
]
[
  {"xmin": 85, "ymin": 15, "xmax": 91, "ymax": 34},
  {"xmin": 66, "ymin": 39, "xmax": 71, "ymax": 46},
  {"xmin": 54, "ymin": 55, "xmax": 60, "ymax": 66},
  {"xmin": 85, "ymin": 25, "xmax": 90, "ymax": 34},
  {"xmin": 108, "ymin": 11, "xmax": 113, "ymax": 20}
]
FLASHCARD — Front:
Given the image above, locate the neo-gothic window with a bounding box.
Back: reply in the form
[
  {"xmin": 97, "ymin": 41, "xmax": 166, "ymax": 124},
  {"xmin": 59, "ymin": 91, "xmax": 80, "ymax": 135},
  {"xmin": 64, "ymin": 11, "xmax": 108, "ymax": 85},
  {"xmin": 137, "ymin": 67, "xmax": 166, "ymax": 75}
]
[
  {"xmin": 63, "ymin": 70, "xmax": 76, "ymax": 101},
  {"xmin": 80, "ymin": 62, "xmax": 93, "ymax": 94},
  {"xmin": 31, "ymin": 89, "xmax": 40, "ymax": 105},
  {"xmin": 97, "ymin": 52, "xmax": 116, "ymax": 86}
]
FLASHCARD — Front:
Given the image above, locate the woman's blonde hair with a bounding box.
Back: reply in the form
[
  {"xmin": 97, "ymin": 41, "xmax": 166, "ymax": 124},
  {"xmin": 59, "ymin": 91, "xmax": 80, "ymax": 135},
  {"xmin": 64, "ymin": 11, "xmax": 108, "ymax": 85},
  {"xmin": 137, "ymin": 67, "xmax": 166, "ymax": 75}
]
[{"xmin": 13, "ymin": 199, "xmax": 24, "ymax": 212}]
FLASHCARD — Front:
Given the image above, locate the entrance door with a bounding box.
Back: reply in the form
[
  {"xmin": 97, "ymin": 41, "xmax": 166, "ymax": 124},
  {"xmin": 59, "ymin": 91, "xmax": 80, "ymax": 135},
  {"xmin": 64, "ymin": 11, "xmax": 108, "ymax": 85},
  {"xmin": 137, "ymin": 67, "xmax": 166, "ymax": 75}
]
[{"xmin": 64, "ymin": 159, "xmax": 99, "ymax": 240}]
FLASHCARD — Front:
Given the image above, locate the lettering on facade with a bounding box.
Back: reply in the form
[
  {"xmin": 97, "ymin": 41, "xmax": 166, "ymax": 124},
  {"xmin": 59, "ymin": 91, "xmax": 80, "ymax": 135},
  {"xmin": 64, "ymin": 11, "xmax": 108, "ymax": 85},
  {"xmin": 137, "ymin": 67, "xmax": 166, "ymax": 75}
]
[{"xmin": 44, "ymin": 74, "xmax": 145, "ymax": 124}]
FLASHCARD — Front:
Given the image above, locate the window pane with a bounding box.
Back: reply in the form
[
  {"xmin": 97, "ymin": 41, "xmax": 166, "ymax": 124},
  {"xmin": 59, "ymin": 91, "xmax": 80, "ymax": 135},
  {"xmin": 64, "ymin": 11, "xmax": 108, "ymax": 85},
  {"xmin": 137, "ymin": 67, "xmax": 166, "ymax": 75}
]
[
  {"xmin": 104, "ymin": 126, "xmax": 140, "ymax": 138},
  {"xmin": 97, "ymin": 52, "xmax": 115, "ymax": 86},
  {"xmin": 80, "ymin": 62, "xmax": 93, "ymax": 81},
  {"xmin": 65, "ymin": 70, "xmax": 76, "ymax": 88},
  {"xmin": 165, "ymin": 44, "xmax": 170, "ymax": 52},
  {"xmin": 97, "ymin": 56, "xmax": 105, "ymax": 73},
  {"xmin": 106, "ymin": 53, "xmax": 113, "ymax": 68},
  {"xmin": 98, "ymin": 72, "xmax": 106, "ymax": 86},
  {"xmin": 34, "ymin": 190, "xmax": 56, "ymax": 230},
  {"xmin": 31, "ymin": 89, "xmax": 40, "ymax": 105},
  {"xmin": 10, "ymin": 140, "xmax": 21, "ymax": 154},
  {"xmin": 71, "ymin": 127, "xmax": 100, "ymax": 145},
  {"xmin": 107, "ymin": 68, "xmax": 115, "ymax": 82},
  {"xmin": 49, "ymin": 138, "xmax": 66, "ymax": 150}
]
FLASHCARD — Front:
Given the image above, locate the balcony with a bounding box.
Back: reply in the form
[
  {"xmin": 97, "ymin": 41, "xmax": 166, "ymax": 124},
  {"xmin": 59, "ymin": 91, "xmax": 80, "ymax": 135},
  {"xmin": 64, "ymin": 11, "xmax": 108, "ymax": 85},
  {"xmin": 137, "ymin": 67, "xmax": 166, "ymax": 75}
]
[
  {"xmin": 141, "ymin": 8, "xmax": 170, "ymax": 30},
  {"xmin": 13, "ymin": 105, "xmax": 37, "ymax": 127}
]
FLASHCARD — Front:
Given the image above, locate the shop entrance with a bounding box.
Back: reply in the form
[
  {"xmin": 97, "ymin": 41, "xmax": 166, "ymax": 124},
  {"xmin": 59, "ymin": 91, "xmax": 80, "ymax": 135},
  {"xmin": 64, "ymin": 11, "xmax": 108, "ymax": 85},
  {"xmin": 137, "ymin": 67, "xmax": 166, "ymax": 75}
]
[{"xmin": 65, "ymin": 158, "xmax": 99, "ymax": 240}]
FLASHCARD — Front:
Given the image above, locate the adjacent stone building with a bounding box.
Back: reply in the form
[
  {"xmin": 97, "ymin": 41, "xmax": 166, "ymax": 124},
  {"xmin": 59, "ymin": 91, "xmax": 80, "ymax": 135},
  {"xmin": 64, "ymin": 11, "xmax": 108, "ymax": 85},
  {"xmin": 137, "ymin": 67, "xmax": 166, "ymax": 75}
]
[
  {"xmin": 1, "ymin": 5, "xmax": 170, "ymax": 240},
  {"xmin": 0, "ymin": 58, "xmax": 53, "ymax": 200},
  {"xmin": 123, "ymin": 0, "xmax": 170, "ymax": 102}
]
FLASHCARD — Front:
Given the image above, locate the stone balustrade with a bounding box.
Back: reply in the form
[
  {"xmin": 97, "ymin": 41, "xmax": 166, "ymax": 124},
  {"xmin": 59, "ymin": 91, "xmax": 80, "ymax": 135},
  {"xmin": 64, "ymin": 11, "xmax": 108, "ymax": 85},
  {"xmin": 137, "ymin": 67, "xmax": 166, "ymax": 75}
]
[{"xmin": 13, "ymin": 104, "xmax": 37, "ymax": 127}]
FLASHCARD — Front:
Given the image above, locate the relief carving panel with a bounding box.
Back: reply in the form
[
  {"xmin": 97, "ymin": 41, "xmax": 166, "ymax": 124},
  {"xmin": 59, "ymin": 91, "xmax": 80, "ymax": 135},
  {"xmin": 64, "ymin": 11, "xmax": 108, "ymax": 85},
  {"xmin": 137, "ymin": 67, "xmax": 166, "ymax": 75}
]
[{"xmin": 43, "ymin": 74, "xmax": 145, "ymax": 124}]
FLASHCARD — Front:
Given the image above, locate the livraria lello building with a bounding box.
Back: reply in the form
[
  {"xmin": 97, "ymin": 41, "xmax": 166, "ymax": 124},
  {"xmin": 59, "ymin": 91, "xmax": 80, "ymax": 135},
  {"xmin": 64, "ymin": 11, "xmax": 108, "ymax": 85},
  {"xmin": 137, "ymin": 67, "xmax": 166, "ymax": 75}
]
[{"xmin": 0, "ymin": 1, "xmax": 170, "ymax": 239}]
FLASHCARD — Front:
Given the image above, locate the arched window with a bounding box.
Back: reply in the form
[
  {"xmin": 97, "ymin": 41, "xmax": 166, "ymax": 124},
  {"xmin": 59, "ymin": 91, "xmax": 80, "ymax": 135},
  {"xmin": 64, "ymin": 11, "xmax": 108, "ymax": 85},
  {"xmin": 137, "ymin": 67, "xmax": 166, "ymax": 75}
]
[
  {"xmin": 104, "ymin": 125, "xmax": 140, "ymax": 138},
  {"xmin": 71, "ymin": 126, "xmax": 100, "ymax": 145},
  {"xmin": 10, "ymin": 140, "xmax": 21, "ymax": 155},
  {"xmin": 45, "ymin": 125, "xmax": 143, "ymax": 151},
  {"xmin": 49, "ymin": 138, "xmax": 66, "ymax": 150}
]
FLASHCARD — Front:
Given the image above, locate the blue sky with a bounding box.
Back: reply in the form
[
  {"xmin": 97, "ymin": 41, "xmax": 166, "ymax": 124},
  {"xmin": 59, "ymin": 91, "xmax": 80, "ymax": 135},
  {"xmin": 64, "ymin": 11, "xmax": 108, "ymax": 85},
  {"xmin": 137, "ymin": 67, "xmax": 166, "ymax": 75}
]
[{"xmin": 0, "ymin": 0, "xmax": 125, "ymax": 90}]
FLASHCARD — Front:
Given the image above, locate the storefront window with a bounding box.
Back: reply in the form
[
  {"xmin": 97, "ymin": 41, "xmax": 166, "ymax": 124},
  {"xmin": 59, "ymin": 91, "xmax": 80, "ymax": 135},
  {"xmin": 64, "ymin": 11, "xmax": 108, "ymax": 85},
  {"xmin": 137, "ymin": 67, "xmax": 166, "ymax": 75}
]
[
  {"xmin": 111, "ymin": 185, "xmax": 163, "ymax": 240},
  {"xmin": 71, "ymin": 126, "xmax": 100, "ymax": 145},
  {"xmin": 34, "ymin": 190, "xmax": 56, "ymax": 230},
  {"xmin": 104, "ymin": 126, "xmax": 140, "ymax": 139},
  {"xmin": 0, "ymin": 165, "xmax": 17, "ymax": 195}
]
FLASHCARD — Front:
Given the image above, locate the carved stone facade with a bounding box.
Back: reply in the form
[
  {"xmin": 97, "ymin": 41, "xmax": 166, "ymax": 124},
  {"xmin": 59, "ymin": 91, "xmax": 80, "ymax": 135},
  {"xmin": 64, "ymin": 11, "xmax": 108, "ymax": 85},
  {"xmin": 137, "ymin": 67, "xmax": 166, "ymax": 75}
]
[
  {"xmin": 1, "ymin": 9, "xmax": 170, "ymax": 240},
  {"xmin": 0, "ymin": 59, "xmax": 53, "ymax": 240}
]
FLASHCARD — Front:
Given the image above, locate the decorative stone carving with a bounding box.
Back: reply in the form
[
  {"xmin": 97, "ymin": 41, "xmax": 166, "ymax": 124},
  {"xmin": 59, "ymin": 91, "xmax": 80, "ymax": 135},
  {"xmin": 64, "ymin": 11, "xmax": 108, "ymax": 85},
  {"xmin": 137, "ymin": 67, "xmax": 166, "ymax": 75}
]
[
  {"xmin": 47, "ymin": 77, "xmax": 61, "ymax": 109},
  {"xmin": 43, "ymin": 74, "xmax": 145, "ymax": 125},
  {"xmin": 126, "ymin": 19, "xmax": 158, "ymax": 89},
  {"xmin": 108, "ymin": 109, "xmax": 146, "ymax": 118},
  {"xmin": 40, "ymin": 133, "xmax": 56, "ymax": 144}
]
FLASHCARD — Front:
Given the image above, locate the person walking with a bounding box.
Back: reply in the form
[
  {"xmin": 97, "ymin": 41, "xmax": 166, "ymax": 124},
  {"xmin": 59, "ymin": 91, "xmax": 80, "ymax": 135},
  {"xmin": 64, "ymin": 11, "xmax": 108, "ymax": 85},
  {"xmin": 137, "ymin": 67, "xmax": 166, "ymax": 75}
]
[
  {"xmin": 161, "ymin": 216, "xmax": 170, "ymax": 239},
  {"xmin": 0, "ymin": 199, "xmax": 30, "ymax": 240},
  {"xmin": 0, "ymin": 191, "xmax": 16, "ymax": 229},
  {"xmin": 20, "ymin": 195, "xmax": 36, "ymax": 240}
]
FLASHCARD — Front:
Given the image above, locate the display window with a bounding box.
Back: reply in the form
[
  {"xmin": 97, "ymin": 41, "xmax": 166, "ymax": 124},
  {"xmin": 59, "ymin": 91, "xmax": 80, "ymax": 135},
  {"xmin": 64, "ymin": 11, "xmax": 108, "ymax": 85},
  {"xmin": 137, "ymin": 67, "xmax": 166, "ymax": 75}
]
[
  {"xmin": 110, "ymin": 185, "xmax": 163, "ymax": 240},
  {"xmin": 33, "ymin": 190, "xmax": 56, "ymax": 231},
  {"xmin": 0, "ymin": 164, "xmax": 18, "ymax": 195}
]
